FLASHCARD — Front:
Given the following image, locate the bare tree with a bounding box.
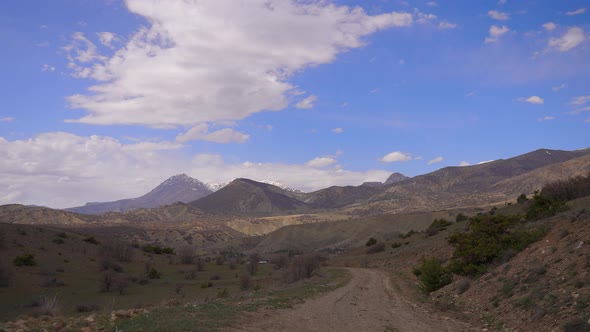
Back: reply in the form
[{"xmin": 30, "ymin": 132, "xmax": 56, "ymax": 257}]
[
  {"xmin": 247, "ymin": 253, "xmax": 260, "ymax": 276},
  {"xmin": 178, "ymin": 246, "xmax": 195, "ymax": 264}
]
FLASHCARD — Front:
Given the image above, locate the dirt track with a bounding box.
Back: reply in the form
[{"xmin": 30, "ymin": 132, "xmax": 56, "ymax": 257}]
[{"xmin": 230, "ymin": 268, "xmax": 475, "ymax": 332}]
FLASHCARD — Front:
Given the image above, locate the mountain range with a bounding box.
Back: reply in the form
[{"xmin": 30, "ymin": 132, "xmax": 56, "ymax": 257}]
[{"xmin": 2, "ymin": 147, "xmax": 589, "ymax": 224}]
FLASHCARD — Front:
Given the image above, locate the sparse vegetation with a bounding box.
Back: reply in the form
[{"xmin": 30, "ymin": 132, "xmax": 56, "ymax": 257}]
[
  {"xmin": 283, "ymin": 253, "xmax": 322, "ymax": 283},
  {"xmin": 448, "ymin": 214, "xmax": 546, "ymax": 275},
  {"xmin": 142, "ymin": 244, "xmax": 174, "ymax": 255},
  {"xmin": 391, "ymin": 242, "xmax": 402, "ymax": 249},
  {"xmin": 400, "ymin": 230, "xmax": 416, "ymax": 239},
  {"xmin": 247, "ymin": 253, "xmax": 260, "ymax": 276},
  {"xmin": 13, "ymin": 253, "xmax": 36, "ymax": 266},
  {"xmin": 429, "ymin": 218, "xmax": 452, "ymax": 230},
  {"xmin": 365, "ymin": 237, "xmax": 377, "ymax": 247},
  {"xmin": 414, "ymin": 257, "xmax": 452, "ymax": 293},
  {"xmin": 83, "ymin": 236, "xmax": 99, "ymax": 245},
  {"xmin": 178, "ymin": 246, "xmax": 195, "ymax": 264},
  {"xmin": 147, "ymin": 267, "xmax": 162, "ymax": 279}
]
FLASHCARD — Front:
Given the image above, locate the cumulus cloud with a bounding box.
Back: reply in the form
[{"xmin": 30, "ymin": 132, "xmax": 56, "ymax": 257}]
[
  {"xmin": 485, "ymin": 25, "xmax": 510, "ymax": 43},
  {"xmin": 176, "ymin": 124, "xmax": 250, "ymax": 143},
  {"xmin": 0, "ymin": 117, "xmax": 15, "ymax": 122},
  {"xmin": 518, "ymin": 96, "xmax": 544, "ymax": 104},
  {"xmin": 295, "ymin": 95, "xmax": 318, "ymax": 109},
  {"xmin": 537, "ymin": 116, "xmax": 555, "ymax": 122},
  {"xmin": 565, "ymin": 8, "xmax": 586, "ymax": 16},
  {"xmin": 0, "ymin": 132, "xmax": 391, "ymax": 208},
  {"xmin": 548, "ymin": 27, "xmax": 586, "ymax": 52},
  {"xmin": 543, "ymin": 22, "xmax": 557, "ymax": 31},
  {"xmin": 427, "ymin": 156, "xmax": 444, "ymax": 165},
  {"xmin": 488, "ymin": 10, "xmax": 509, "ymax": 20},
  {"xmin": 306, "ymin": 157, "xmax": 337, "ymax": 168},
  {"xmin": 332, "ymin": 128, "xmax": 343, "ymax": 133},
  {"xmin": 97, "ymin": 32, "xmax": 120, "ymax": 49},
  {"xmin": 64, "ymin": 0, "xmax": 414, "ymax": 128},
  {"xmin": 379, "ymin": 151, "xmax": 415, "ymax": 163},
  {"xmin": 459, "ymin": 161, "xmax": 471, "ymax": 167}
]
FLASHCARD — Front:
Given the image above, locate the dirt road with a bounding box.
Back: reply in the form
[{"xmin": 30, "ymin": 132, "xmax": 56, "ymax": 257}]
[{"xmin": 231, "ymin": 268, "xmax": 475, "ymax": 332}]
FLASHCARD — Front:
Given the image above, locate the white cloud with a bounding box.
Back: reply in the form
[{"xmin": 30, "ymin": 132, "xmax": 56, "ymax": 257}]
[
  {"xmin": 586, "ymin": 118, "xmax": 590, "ymax": 123},
  {"xmin": 63, "ymin": 0, "xmax": 413, "ymax": 127},
  {"xmin": 370, "ymin": 88, "xmax": 381, "ymax": 93},
  {"xmin": 265, "ymin": 124, "xmax": 273, "ymax": 131},
  {"xmin": 548, "ymin": 27, "xmax": 586, "ymax": 52},
  {"xmin": 477, "ymin": 160, "xmax": 494, "ymax": 165},
  {"xmin": 552, "ymin": 83, "xmax": 566, "ymax": 92},
  {"xmin": 565, "ymin": 8, "xmax": 586, "ymax": 16},
  {"xmin": 427, "ymin": 2, "xmax": 438, "ymax": 7},
  {"xmin": 427, "ymin": 156, "xmax": 444, "ymax": 165},
  {"xmin": 485, "ymin": 25, "xmax": 510, "ymax": 43},
  {"xmin": 570, "ymin": 95, "xmax": 590, "ymax": 106},
  {"xmin": 0, "ymin": 132, "xmax": 391, "ymax": 208},
  {"xmin": 398, "ymin": 59, "xmax": 405, "ymax": 65},
  {"xmin": 537, "ymin": 116, "xmax": 555, "ymax": 122},
  {"xmin": 0, "ymin": 117, "xmax": 15, "ymax": 122},
  {"xmin": 332, "ymin": 128, "xmax": 343, "ymax": 134},
  {"xmin": 306, "ymin": 157, "xmax": 337, "ymax": 168},
  {"xmin": 379, "ymin": 151, "xmax": 415, "ymax": 163},
  {"xmin": 97, "ymin": 32, "xmax": 120, "ymax": 49},
  {"xmin": 42, "ymin": 64, "xmax": 56, "ymax": 72},
  {"xmin": 488, "ymin": 10, "xmax": 509, "ymax": 20},
  {"xmin": 498, "ymin": 0, "xmax": 507, "ymax": 4},
  {"xmin": 466, "ymin": 91, "xmax": 476, "ymax": 97},
  {"xmin": 543, "ymin": 22, "xmax": 557, "ymax": 31},
  {"xmin": 295, "ymin": 95, "xmax": 318, "ymax": 110},
  {"xmin": 518, "ymin": 96, "xmax": 544, "ymax": 104},
  {"xmin": 438, "ymin": 21, "xmax": 457, "ymax": 30},
  {"xmin": 459, "ymin": 161, "xmax": 470, "ymax": 167},
  {"xmin": 176, "ymin": 124, "xmax": 250, "ymax": 143}
]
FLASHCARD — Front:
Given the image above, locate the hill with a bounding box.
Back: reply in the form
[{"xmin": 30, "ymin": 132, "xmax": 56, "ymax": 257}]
[
  {"xmin": 190, "ymin": 178, "xmax": 310, "ymax": 216},
  {"xmin": 67, "ymin": 174, "xmax": 212, "ymax": 214}
]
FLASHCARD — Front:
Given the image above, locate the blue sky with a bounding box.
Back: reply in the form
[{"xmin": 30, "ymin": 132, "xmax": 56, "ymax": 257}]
[{"xmin": 0, "ymin": 0, "xmax": 589, "ymax": 208}]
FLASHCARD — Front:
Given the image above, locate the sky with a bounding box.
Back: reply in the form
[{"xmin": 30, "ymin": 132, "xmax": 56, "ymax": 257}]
[{"xmin": 0, "ymin": 0, "xmax": 589, "ymax": 208}]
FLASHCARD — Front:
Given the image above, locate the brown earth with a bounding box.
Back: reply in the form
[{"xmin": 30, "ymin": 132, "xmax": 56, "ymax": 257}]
[{"xmin": 229, "ymin": 268, "xmax": 476, "ymax": 332}]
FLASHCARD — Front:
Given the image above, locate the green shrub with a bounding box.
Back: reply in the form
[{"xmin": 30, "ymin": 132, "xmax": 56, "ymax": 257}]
[
  {"xmin": 430, "ymin": 218, "xmax": 452, "ymax": 230},
  {"xmin": 525, "ymin": 192, "xmax": 567, "ymax": 221},
  {"xmin": 13, "ymin": 254, "xmax": 36, "ymax": 266},
  {"xmin": 52, "ymin": 237, "xmax": 65, "ymax": 244},
  {"xmin": 147, "ymin": 268, "xmax": 161, "ymax": 279},
  {"xmin": 83, "ymin": 236, "xmax": 99, "ymax": 245},
  {"xmin": 391, "ymin": 243, "xmax": 402, "ymax": 249},
  {"xmin": 455, "ymin": 213, "xmax": 468, "ymax": 222},
  {"xmin": 55, "ymin": 232, "xmax": 67, "ymax": 239},
  {"xmin": 365, "ymin": 237, "xmax": 377, "ymax": 247},
  {"xmin": 414, "ymin": 258, "xmax": 452, "ymax": 293},
  {"xmin": 448, "ymin": 214, "xmax": 546, "ymax": 276},
  {"xmin": 400, "ymin": 230, "xmax": 416, "ymax": 239},
  {"xmin": 517, "ymin": 194, "xmax": 528, "ymax": 204},
  {"xmin": 142, "ymin": 244, "xmax": 174, "ymax": 255},
  {"xmin": 563, "ymin": 318, "xmax": 590, "ymax": 332}
]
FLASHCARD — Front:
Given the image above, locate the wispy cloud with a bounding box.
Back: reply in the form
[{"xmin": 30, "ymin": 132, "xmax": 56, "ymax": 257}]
[
  {"xmin": 0, "ymin": 117, "xmax": 15, "ymax": 123},
  {"xmin": 485, "ymin": 25, "xmax": 510, "ymax": 43},
  {"xmin": 565, "ymin": 8, "xmax": 586, "ymax": 16},
  {"xmin": 488, "ymin": 10, "xmax": 509, "ymax": 20},
  {"xmin": 427, "ymin": 156, "xmax": 444, "ymax": 165},
  {"xmin": 543, "ymin": 22, "xmax": 557, "ymax": 31},
  {"xmin": 332, "ymin": 128, "xmax": 344, "ymax": 134},
  {"xmin": 537, "ymin": 116, "xmax": 555, "ymax": 122},
  {"xmin": 295, "ymin": 95, "xmax": 318, "ymax": 109},
  {"xmin": 552, "ymin": 83, "xmax": 566, "ymax": 92}
]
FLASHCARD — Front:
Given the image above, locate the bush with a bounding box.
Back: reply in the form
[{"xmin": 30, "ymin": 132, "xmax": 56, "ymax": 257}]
[
  {"xmin": 247, "ymin": 253, "xmax": 260, "ymax": 276},
  {"xmin": 391, "ymin": 243, "xmax": 402, "ymax": 249},
  {"xmin": 430, "ymin": 218, "xmax": 452, "ymax": 230},
  {"xmin": 13, "ymin": 254, "xmax": 36, "ymax": 266},
  {"xmin": 52, "ymin": 237, "xmax": 65, "ymax": 244},
  {"xmin": 367, "ymin": 242, "xmax": 385, "ymax": 254},
  {"xmin": 75, "ymin": 304, "xmax": 100, "ymax": 313},
  {"xmin": 542, "ymin": 172, "xmax": 590, "ymax": 202},
  {"xmin": 448, "ymin": 214, "xmax": 546, "ymax": 276},
  {"xmin": 142, "ymin": 244, "xmax": 174, "ymax": 255},
  {"xmin": 283, "ymin": 254, "xmax": 321, "ymax": 283},
  {"xmin": 55, "ymin": 232, "xmax": 67, "ymax": 239},
  {"xmin": 400, "ymin": 230, "xmax": 416, "ymax": 239},
  {"xmin": 147, "ymin": 268, "xmax": 161, "ymax": 279},
  {"xmin": 215, "ymin": 255, "xmax": 226, "ymax": 266},
  {"xmin": 414, "ymin": 258, "xmax": 452, "ymax": 293},
  {"xmin": 102, "ymin": 242, "xmax": 134, "ymax": 262},
  {"xmin": 525, "ymin": 192, "xmax": 567, "ymax": 221},
  {"xmin": 83, "ymin": 236, "xmax": 99, "ymax": 245},
  {"xmin": 455, "ymin": 213, "xmax": 468, "ymax": 222},
  {"xmin": 365, "ymin": 237, "xmax": 377, "ymax": 247},
  {"xmin": 209, "ymin": 273, "xmax": 221, "ymax": 280},
  {"xmin": 35, "ymin": 295, "xmax": 60, "ymax": 317},
  {"xmin": 178, "ymin": 246, "xmax": 195, "ymax": 264},
  {"xmin": 517, "ymin": 194, "xmax": 528, "ymax": 204},
  {"xmin": 41, "ymin": 277, "xmax": 65, "ymax": 287},
  {"xmin": 239, "ymin": 274, "xmax": 251, "ymax": 290},
  {"xmin": 100, "ymin": 272, "xmax": 115, "ymax": 292}
]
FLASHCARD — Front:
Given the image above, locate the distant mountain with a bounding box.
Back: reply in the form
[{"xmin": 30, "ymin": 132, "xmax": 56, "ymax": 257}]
[
  {"xmin": 384, "ymin": 172, "xmax": 409, "ymax": 185},
  {"xmin": 0, "ymin": 204, "xmax": 94, "ymax": 225},
  {"xmin": 67, "ymin": 174, "xmax": 212, "ymax": 214},
  {"xmin": 358, "ymin": 148, "xmax": 590, "ymax": 215},
  {"xmin": 190, "ymin": 178, "xmax": 310, "ymax": 216}
]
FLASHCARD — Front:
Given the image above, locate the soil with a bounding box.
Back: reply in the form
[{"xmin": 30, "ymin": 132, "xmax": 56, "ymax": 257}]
[{"xmin": 228, "ymin": 268, "xmax": 476, "ymax": 332}]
